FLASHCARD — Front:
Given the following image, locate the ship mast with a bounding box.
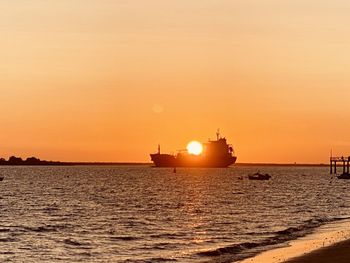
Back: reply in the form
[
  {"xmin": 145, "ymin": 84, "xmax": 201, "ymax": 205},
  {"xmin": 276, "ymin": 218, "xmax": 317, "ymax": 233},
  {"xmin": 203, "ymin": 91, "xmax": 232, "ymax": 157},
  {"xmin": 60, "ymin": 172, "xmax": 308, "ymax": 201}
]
[
  {"xmin": 158, "ymin": 144, "xmax": 160, "ymax": 154},
  {"xmin": 216, "ymin": 129, "xmax": 220, "ymax": 140}
]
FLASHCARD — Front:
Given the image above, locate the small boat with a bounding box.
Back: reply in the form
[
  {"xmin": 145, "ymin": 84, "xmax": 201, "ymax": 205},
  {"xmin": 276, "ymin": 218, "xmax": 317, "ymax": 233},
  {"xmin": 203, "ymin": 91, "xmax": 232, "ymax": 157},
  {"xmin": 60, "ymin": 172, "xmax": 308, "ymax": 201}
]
[
  {"xmin": 337, "ymin": 173, "xmax": 350, "ymax": 179},
  {"xmin": 248, "ymin": 172, "xmax": 271, "ymax": 180}
]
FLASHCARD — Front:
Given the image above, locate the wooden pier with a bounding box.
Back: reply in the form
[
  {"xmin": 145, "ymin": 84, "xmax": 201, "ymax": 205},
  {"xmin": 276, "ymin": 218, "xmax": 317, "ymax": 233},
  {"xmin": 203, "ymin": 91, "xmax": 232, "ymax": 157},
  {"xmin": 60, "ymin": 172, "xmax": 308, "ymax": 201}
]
[{"xmin": 330, "ymin": 156, "xmax": 350, "ymax": 174}]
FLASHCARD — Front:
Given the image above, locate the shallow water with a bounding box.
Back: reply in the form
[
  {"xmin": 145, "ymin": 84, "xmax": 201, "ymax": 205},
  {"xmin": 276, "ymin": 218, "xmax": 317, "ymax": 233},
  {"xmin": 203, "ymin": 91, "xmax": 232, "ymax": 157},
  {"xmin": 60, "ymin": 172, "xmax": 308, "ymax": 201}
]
[{"xmin": 0, "ymin": 165, "xmax": 348, "ymax": 262}]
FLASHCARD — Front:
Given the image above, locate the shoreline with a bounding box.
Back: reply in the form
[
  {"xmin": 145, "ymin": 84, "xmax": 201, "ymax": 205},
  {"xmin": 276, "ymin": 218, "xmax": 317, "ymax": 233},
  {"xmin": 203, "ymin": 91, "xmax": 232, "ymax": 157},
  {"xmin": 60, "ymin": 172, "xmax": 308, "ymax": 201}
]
[
  {"xmin": 238, "ymin": 219, "xmax": 350, "ymax": 263},
  {"xmin": 284, "ymin": 238, "xmax": 350, "ymax": 263}
]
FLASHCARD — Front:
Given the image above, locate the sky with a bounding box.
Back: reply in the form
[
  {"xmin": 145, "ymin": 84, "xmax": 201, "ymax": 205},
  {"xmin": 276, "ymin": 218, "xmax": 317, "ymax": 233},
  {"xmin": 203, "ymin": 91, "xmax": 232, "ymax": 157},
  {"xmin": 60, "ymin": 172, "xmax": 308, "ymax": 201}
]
[{"xmin": 1, "ymin": 0, "xmax": 350, "ymax": 163}]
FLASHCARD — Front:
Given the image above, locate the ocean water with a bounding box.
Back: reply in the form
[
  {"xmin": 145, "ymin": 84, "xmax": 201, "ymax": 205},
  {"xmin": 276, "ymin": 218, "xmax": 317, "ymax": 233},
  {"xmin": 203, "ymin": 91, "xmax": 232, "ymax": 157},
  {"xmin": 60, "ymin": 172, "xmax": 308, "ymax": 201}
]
[{"xmin": 0, "ymin": 165, "xmax": 349, "ymax": 262}]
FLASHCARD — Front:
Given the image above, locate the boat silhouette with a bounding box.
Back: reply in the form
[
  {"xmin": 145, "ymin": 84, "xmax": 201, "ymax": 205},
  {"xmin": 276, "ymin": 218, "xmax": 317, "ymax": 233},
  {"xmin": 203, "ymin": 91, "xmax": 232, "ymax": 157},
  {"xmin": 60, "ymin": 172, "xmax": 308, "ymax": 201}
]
[
  {"xmin": 248, "ymin": 172, "xmax": 271, "ymax": 180},
  {"xmin": 337, "ymin": 173, "xmax": 350, "ymax": 179},
  {"xmin": 150, "ymin": 131, "xmax": 237, "ymax": 168}
]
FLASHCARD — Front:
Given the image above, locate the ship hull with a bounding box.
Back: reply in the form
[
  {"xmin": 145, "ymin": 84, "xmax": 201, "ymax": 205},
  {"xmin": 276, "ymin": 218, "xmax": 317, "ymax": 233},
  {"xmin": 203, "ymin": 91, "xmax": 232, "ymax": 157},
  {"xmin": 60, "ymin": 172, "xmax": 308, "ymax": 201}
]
[
  {"xmin": 150, "ymin": 153, "xmax": 237, "ymax": 168},
  {"xmin": 150, "ymin": 154, "xmax": 177, "ymax": 167}
]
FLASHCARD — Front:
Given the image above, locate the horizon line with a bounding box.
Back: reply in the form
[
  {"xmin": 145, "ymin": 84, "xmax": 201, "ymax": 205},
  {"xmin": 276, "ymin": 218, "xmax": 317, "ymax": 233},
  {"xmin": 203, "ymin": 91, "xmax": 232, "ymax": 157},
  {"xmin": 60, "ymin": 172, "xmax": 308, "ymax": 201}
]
[{"xmin": 51, "ymin": 161, "xmax": 329, "ymax": 167}]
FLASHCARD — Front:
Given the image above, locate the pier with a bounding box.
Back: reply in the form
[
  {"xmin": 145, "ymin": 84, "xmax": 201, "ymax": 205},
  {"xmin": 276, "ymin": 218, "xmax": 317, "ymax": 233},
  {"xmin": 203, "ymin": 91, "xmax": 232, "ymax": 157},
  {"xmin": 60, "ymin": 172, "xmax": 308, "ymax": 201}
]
[{"xmin": 330, "ymin": 156, "xmax": 350, "ymax": 174}]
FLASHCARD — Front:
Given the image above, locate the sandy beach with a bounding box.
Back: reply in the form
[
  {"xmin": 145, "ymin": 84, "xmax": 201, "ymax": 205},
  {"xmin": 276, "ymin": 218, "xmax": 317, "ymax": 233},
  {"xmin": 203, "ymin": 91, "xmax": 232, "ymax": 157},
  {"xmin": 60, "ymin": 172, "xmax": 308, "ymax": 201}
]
[
  {"xmin": 284, "ymin": 239, "xmax": 350, "ymax": 263},
  {"xmin": 239, "ymin": 219, "xmax": 350, "ymax": 263}
]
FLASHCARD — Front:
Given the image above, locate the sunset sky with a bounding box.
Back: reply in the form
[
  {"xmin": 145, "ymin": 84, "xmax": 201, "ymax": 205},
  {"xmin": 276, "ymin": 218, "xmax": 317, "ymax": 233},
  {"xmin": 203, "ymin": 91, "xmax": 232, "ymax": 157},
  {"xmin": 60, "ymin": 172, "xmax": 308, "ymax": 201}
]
[{"xmin": 2, "ymin": 0, "xmax": 350, "ymax": 163}]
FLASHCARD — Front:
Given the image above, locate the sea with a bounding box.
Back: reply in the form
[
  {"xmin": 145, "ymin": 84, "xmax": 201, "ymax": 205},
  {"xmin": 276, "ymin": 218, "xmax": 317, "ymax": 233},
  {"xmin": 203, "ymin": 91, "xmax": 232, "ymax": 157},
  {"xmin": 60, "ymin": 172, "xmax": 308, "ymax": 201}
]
[{"xmin": 0, "ymin": 165, "xmax": 349, "ymax": 263}]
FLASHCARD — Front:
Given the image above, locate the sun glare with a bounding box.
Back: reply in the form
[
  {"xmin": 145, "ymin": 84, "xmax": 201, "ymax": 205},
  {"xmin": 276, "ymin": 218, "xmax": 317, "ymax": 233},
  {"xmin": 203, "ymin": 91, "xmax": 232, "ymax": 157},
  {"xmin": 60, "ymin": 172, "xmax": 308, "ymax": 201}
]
[{"xmin": 187, "ymin": 141, "xmax": 203, "ymax": 155}]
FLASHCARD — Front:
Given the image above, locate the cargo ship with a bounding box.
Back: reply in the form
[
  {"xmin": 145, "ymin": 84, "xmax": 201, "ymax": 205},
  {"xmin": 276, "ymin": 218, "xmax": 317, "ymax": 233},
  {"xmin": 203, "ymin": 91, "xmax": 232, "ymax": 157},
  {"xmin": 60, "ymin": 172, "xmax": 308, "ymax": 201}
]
[{"xmin": 150, "ymin": 131, "xmax": 237, "ymax": 167}]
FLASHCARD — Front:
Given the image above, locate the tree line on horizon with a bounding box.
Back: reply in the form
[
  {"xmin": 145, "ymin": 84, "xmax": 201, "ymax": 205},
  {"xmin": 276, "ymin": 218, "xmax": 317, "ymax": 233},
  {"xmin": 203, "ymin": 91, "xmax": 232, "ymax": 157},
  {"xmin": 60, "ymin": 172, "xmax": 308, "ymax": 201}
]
[{"xmin": 0, "ymin": 156, "xmax": 63, "ymax": 165}]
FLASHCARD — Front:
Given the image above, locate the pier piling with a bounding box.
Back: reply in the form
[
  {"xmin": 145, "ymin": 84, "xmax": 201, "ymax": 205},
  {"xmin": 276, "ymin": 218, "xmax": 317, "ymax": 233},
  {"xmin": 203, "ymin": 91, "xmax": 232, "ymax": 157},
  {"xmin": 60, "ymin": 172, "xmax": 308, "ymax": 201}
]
[{"xmin": 330, "ymin": 156, "xmax": 350, "ymax": 175}]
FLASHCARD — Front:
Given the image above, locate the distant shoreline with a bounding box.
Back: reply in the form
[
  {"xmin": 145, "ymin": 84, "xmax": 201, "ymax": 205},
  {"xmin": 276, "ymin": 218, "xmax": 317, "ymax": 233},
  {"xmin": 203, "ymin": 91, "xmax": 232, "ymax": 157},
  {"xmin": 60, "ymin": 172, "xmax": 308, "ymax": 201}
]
[
  {"xmin": 235, "ymin": 162, "xmax": 328, "ymax": 167},
  {"xmin": 0, "ymin": 156, "xmax": 152, "ymax": 166},
  {"xmin": 0, "ymin": 161, "xmax": 329, "ymax": 167},
  {"xmin": 0, "ymin": 156, "xmax": 330, "ymax": 167}
]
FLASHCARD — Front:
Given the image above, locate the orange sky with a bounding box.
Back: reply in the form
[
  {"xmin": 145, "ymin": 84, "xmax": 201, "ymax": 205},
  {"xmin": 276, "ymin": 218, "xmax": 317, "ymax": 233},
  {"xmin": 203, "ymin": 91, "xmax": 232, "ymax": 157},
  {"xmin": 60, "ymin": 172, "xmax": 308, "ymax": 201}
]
[{"xmin": 1, "ymin": 0, "xmax": 350, "ymax": 163}]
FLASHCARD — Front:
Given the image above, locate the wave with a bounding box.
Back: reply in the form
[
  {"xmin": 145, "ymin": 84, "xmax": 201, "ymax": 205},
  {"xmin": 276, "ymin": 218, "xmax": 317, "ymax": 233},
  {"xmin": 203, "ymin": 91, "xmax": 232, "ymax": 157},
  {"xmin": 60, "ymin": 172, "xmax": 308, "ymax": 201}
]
[
  {"xmin": 23, "ymin": 226, "xmax": 58, "ymax": 233},
  {"xmin": 198, "ymin": 242, "xmax": 261, "ymax": 257},
  {"xmin": 197, "ymin": 216, "xmax": 350, "ymax": 260},
  {"xmin": 232, "ymin": 191, "xmax": 245, "ymax": 195},
  {"xmin": 274, "ymin": 217, "xmax": 329, "ymax": 238},
  {"xmin": 109, "ymin": 236, "xmax": 140, "ymax": 241},
  {"xmin": 146, "ymin": 258, "xmax": 177, "ymax": 262},
  {"xmin": 18, "ymin": 223, "xmax": 72, "ymax": 233},
  {"xmin": 123, "ymin": 259, "xmax": 177, "ymax": 263},
  {"xmin": 149, "ymin": 233, "xmax": 185, "ymax": 239},
  {"xmin": 0, "ymin": 237, "xmax": 17, "ymax": 243},
  {"xmin": 63, "ymin": 238, "xmax": 91, "ymax": 247}
]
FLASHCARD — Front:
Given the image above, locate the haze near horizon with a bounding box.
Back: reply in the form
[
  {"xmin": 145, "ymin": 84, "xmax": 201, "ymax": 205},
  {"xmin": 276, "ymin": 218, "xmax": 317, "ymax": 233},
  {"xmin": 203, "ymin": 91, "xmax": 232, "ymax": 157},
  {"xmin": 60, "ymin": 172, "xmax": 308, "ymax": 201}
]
[{"xmin": 2, "ymin": 0, "xmax": 350, "ymax": 163}]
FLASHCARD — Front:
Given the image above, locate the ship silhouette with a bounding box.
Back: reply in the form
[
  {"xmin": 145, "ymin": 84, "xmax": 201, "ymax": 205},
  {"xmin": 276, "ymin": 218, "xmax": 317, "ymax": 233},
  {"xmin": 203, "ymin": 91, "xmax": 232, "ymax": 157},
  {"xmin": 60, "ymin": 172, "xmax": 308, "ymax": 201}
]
[{"xmin": 150, "ymin": 131, "xmax": 237, "ymax": 167}]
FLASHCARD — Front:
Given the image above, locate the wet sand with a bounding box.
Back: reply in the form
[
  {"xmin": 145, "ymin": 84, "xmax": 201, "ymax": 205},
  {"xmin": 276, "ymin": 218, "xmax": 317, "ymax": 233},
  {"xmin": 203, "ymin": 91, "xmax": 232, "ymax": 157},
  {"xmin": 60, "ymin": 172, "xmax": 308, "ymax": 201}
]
[
  {"xmin": 239, "ymin": 220, "xmax": 350, "ymax": 263},
  {"xmin": 284, "ymin": 239, "xmax": 350, "ymax": 263}
]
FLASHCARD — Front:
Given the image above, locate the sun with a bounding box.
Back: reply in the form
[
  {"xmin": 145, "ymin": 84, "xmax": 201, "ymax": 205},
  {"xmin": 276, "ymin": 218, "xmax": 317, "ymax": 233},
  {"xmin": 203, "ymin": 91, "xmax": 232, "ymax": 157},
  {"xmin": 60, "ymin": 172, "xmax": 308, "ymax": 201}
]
[{"xmin": 187, "ymin": 141, "xmax": 203, "ymax": 155}]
